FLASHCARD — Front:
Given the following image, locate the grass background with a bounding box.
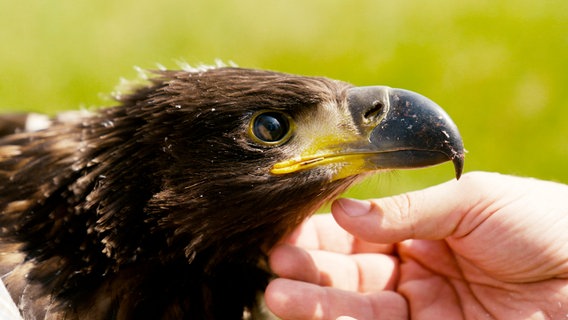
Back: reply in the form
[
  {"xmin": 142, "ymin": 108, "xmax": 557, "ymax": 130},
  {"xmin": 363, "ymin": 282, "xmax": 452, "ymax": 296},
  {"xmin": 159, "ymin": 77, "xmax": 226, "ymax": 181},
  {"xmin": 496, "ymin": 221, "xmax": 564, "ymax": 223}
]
[{"xmin": 1, "ymin": 0, "xmax": 566, "ymax": 200}]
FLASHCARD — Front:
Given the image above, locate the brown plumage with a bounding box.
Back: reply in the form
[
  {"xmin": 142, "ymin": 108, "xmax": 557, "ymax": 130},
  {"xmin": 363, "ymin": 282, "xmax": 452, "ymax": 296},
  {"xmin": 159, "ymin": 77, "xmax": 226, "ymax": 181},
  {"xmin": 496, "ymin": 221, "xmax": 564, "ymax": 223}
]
[{"xmin": 0, "ymin": 67, "xmax": 464, "ymax": 319}]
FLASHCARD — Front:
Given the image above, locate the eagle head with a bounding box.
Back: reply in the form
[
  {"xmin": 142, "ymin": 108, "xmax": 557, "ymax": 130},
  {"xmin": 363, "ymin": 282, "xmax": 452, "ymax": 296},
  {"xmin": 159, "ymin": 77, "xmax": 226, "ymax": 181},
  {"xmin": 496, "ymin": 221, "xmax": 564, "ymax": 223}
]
[{"xmin": 0, "ymin": 67, "xmax": 464, "ymax": 319}]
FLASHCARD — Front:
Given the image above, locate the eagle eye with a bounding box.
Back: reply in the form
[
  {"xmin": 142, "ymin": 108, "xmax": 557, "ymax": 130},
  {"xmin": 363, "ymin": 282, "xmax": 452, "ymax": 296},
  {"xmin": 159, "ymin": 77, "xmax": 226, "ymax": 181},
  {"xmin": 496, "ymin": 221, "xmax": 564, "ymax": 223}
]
[{"xmin": 250, "ymin": 111, "xmax": 293, "ymax": 145}]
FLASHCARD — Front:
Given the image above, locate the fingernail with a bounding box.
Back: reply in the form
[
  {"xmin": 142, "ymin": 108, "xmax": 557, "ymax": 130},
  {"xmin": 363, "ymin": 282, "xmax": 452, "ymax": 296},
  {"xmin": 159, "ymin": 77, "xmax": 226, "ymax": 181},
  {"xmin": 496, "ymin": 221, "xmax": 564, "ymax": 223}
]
[{"xmin": 336, "ymin": 198, "xmax": 371, "ymax": 217}]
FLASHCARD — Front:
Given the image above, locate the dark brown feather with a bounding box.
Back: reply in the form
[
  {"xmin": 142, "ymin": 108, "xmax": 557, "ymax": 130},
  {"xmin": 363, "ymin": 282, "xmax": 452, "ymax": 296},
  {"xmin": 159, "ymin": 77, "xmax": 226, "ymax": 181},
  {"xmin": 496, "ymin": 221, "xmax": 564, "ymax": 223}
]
[{"xmin": 0, "ymin": 67, "xmax": 357, "ymax": 319}]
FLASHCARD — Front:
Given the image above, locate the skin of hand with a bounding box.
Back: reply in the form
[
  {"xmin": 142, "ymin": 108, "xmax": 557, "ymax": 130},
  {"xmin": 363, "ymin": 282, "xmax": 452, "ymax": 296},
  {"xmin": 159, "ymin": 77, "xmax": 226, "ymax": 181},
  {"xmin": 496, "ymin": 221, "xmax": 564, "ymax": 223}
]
[{"xmin": 265, "ymin": 171, "xmax": 568, "ymax": 320}]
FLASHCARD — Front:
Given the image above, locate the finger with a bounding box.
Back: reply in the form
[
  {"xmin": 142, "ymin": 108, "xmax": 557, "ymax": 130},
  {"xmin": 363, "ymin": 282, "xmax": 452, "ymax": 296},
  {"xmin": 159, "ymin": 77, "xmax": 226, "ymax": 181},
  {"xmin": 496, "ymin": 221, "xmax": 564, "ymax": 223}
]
[
  {"xmin": 270, "ymin": 244, "xmax": 399, "ymax": 291},
  {"xmin": 270, "ymin": 244, "xmax": 320, "ymax": 284},
  {"xmin": 331, "ymin": 171, "xmax": 503, "ymax": 243},
  {"xmin": 265, "ymin": 278, "xmax": 408, "ymax": 320},
  {"xmin": 284, "ymin": 214, "xmax": 394, "ymax": 254}
]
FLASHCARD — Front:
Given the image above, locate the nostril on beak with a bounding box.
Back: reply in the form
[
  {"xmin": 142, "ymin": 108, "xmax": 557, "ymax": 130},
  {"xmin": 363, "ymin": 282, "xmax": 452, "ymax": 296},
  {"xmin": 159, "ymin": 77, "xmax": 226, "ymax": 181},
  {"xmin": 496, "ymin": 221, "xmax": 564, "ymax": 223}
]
[
  {"xmin": 364, "ymin": 100, "xmax": 385, "ymax": 122},
  {"xmin": 346, "ymin": 86, "xmax": 391, "ymax": 128}
]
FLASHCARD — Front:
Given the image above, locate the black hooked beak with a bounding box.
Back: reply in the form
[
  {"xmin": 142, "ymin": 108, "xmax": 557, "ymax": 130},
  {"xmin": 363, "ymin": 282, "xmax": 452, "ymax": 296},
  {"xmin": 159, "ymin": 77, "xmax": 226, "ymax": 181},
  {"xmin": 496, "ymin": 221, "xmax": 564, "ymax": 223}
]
[{"xmin": 347, "ymin": 86, "xmax": 465, "ymax": 179}]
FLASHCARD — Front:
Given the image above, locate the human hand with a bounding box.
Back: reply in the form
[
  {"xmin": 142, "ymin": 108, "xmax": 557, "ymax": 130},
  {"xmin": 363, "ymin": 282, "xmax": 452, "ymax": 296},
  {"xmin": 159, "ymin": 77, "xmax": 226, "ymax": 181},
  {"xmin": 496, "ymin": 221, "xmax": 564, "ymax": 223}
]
[{"xmin": 265, "ymin": 172, "xmax": 568, "ymax": 319}]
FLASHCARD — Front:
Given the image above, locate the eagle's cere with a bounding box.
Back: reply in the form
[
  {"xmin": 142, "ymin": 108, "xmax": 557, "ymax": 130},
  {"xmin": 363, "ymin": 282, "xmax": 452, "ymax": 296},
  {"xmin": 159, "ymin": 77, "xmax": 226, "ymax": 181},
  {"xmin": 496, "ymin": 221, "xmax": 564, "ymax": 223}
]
[{"xmin": 0, "ymin": 67, "xmax": 464, "ymax": 319}]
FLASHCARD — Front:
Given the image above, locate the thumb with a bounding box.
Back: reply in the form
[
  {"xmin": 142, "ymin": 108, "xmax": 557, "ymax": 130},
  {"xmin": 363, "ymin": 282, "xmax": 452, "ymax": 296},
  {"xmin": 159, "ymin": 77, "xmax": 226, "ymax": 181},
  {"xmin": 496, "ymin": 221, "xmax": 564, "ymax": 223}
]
[{"xmin": 331, "ymin": 172, "xmax": 496, "ymax": 244}]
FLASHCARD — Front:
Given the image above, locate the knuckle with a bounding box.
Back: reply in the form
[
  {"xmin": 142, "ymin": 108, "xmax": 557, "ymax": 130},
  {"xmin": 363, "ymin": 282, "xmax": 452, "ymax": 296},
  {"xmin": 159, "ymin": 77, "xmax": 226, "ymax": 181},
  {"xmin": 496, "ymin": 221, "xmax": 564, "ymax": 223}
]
[
  {"xmin": 383, "ymin": 193, "xmax": 416, "ymax": 237},
  {"xmin": 389, "ymin": 193, "xmax": 413, "ymax": 223}
]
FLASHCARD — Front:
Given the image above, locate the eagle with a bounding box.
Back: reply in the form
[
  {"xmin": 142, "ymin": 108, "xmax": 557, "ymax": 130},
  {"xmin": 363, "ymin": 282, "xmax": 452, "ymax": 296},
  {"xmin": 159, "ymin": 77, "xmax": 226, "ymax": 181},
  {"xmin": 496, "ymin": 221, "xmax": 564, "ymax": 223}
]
[{"xmin": 0, "ymin": 67, "xmax": 464, "ymax": 319}]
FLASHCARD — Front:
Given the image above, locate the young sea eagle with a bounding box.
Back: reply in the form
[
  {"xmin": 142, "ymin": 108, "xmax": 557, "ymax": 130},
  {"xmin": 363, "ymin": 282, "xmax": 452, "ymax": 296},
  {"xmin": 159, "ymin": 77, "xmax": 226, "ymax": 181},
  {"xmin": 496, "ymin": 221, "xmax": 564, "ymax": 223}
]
[{"xmin": 0, "ymin": 67, "xmax": 464, "ymax": 319}]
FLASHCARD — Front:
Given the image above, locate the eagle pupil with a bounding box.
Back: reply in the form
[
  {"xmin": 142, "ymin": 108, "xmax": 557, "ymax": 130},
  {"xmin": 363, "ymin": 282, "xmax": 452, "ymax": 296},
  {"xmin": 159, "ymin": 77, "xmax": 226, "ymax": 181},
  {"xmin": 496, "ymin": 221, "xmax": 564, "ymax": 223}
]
[{"xmin": 252, "ymin": 112, "xmax": 289, "ymax": 143}]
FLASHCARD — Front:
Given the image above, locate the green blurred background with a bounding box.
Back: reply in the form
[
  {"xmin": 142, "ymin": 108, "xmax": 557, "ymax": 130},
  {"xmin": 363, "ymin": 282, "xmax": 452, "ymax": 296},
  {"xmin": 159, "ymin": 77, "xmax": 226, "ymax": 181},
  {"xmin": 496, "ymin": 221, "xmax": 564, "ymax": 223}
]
[{"xmin": 1, "ymin": 0, "xmax": 566, "ymax": 200}]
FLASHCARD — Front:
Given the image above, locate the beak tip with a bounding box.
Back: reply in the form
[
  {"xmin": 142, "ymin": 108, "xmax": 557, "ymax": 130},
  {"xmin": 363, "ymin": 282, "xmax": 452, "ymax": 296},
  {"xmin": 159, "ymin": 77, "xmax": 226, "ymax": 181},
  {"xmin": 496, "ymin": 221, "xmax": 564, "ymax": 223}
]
[{"xmin": 452, "ymin": 154, "xmax": 465, "ymax": 180}]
